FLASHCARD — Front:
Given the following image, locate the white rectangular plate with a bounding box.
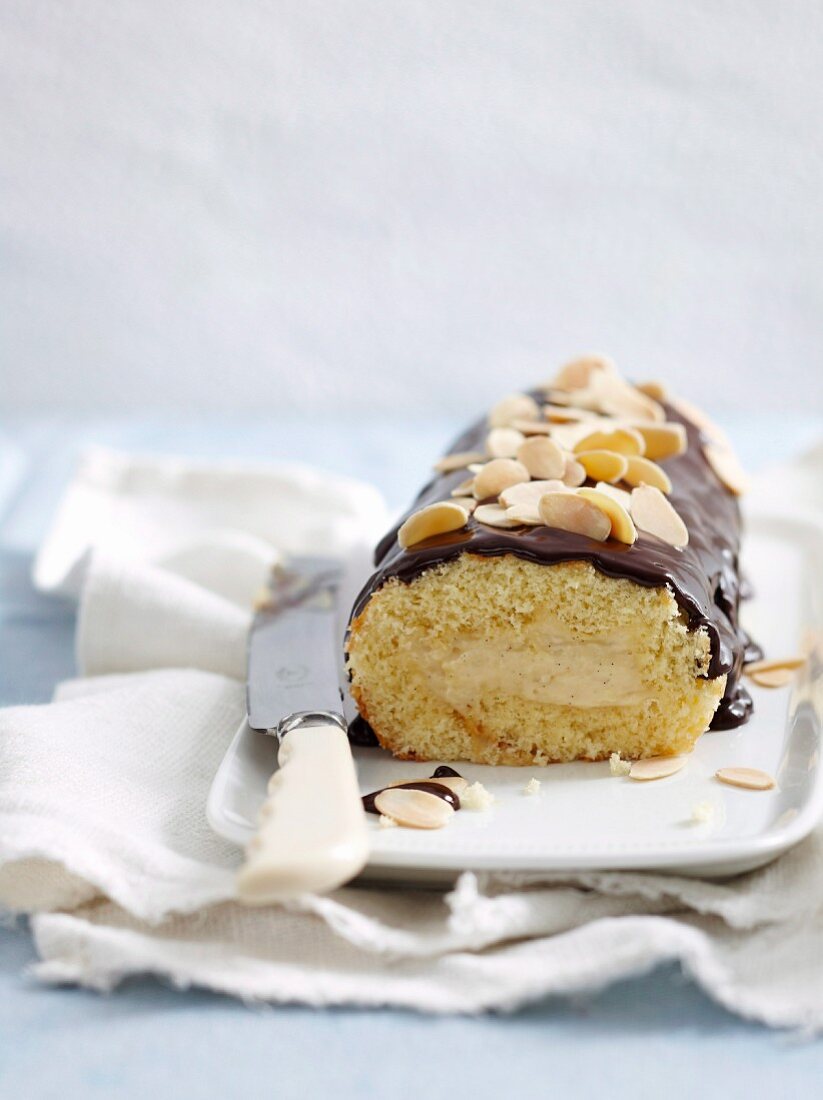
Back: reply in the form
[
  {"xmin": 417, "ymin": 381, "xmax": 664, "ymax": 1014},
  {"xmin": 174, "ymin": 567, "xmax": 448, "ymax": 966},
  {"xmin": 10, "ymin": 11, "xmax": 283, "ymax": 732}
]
[{"xmin": 208, "ymin": 512, "xmax": 823, "ymax": 881}]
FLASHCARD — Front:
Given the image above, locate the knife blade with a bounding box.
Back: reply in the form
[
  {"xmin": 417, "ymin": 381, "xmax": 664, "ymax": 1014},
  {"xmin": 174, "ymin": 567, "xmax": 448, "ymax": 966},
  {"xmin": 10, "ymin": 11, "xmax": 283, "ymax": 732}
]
[{"xmin": 236, "ymin": 556, "xmax": 369, "ymax": 903}]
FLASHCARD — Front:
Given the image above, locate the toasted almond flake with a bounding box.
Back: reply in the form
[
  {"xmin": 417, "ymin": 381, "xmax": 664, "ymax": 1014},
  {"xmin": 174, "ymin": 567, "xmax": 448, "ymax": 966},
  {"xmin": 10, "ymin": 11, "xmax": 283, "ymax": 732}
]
[
  {"xmin": 398, "ymin": 502, "xmax": 469, "ymax": 549},
  {"xmin": 595, "ymin": 481, "xmax": 632, "ymax": 508},
  {"xmin": 378, "ymin": 813, "xmax": 398, "ymax": 829},
  {"xmin": 505, "ymin": 505, "xmax": 543, "ymax": 526},
  {"xmin": 516, "ymin": 436, "xmax": 566, "ymax": 479},
  {"xmin": 609, "ymin": 752, "xmax": 632, "ymax": 777},
  {"xmin": 538, "ymin": 491, "xmax": 612, "ymax": 541},
  {"xmin": 576, "ymin": 487, "xmax": 637, "ymax": 544},
  {"xmin": 374, "ymin": 787, "xmax": 455, "ymax": 829},
  {"xmin": 704, "ymin": 442, "xmax": 748, "ymax": 496},
  {"xmin": 467, "ymin": 463, "xmax": 486, "ymax": 474},
  {"xmin": 632, "ymin": 423, "xmax": 688, "ymax": 460},
  {"xmin": 510, "ymin": 417, "xmax": 553, "ymax": 435},
  {"xmin": 636, "ymin": 380, "xmax": 668, "ymax": 401},
  {"xmin": 551, "ymin": 353, "xmax": 617, "ymax": 391},
  {"xmin": 593, "ymin": 374, "xmax": 666, "ymax": 423},
  {"xmin": 573, "ymin": 427, "xmax": 645, "ymax": 456},
  {"xmin": 745, "ymin": 656, "xmax": 806, "ymax": 677},
  {"xmin": 629, "ymin": 755, "xmax": 689, "ymax": 781},
  {"xmin": 473, "ymin": 458, "xmax": 530, "ymax": 500},
  {"xmin": 434, "ymin": 450, "xmax": 486, "ymax": 474},
  {"xmin": 489, "ymin": 393, "xmax": 541, "ymax": 428},
  {"xmin": 450, "ymin": 476, "xmax": 475, "ymax": 497},
  {"xmin": 670, "ymin": 395, "xmax": 730, "ymax": 447},
  {"xmin": 486, "ymin": 427, "xmax": 526, "ymax": 459},
  {"xmin": 542, "ymin": 404, "xmax": 597, "ymax": 423},
  {"xmin": 575, "ymin": 450, "xmax": 629, "ymax": 484},
  {"xmin": 745, "ymin": 659, "xmax": 804, "ymax": 687},
  {"xmin": 499, "ymin": 479, "xmax": 568, "ymax": 508},
  {"xmin": 622, "ymin": 455, "xmax": 673, "ymax": 494},
  {"xmin": 523, "ymin": 777, "xmax": 541, "ymax": 795},
  {"xmin": 461, "ymin": 781, "xmax": 495, "ymax": 811},
  {"xmin": 716, "ymin": 767, "xmax": 775, "ymax": 791},
  {"xmin": 561, "ymin": 458, "xmax": 587, "ymax": 488},
  {"xmin": 474, "ymin": 503, "xmax": 523, "ymax": 528},
  {"xmin": 453, "ymin": 498, "xmax": 478, "ymax": 515},
  {"xmin": 630, "ymin": 484, "xmax": 689, "ymax": 548},
  {"xmin": 426, "ymin": 776, "xmax": 469, "ymax": 797}
]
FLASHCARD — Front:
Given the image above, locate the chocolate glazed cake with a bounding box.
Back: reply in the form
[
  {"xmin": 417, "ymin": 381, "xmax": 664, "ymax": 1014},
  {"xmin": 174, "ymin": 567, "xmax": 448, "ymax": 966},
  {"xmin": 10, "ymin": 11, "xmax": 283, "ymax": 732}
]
[{"xmin": 346, "ymin": 356, "xmax": 759, "ymax": 766}]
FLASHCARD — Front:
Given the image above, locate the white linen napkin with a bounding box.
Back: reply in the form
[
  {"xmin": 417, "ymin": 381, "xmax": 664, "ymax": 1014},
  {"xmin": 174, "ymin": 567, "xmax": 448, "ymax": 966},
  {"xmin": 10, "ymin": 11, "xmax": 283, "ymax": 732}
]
[{"xmin": 2, "ymin": 443, "xmax": 823, "ymax": 1028}]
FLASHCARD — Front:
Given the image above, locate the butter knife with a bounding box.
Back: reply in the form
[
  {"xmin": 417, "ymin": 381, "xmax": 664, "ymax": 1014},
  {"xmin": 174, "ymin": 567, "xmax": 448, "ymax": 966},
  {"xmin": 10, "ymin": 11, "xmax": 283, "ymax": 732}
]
[{"xmin": 235, "ymin": 556, "xmax": 369, "ymax": 903}]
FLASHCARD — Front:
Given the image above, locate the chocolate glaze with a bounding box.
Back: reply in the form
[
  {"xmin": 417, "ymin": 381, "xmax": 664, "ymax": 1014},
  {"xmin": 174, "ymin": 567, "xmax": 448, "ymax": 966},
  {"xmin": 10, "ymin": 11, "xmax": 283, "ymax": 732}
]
[
  {"xmin": 362, "ymin": 777, "xmax": 462, "ymax": 814},
  {"xmin": 349, "ymin": 396, "xmax": 756, "ymax": 734}
]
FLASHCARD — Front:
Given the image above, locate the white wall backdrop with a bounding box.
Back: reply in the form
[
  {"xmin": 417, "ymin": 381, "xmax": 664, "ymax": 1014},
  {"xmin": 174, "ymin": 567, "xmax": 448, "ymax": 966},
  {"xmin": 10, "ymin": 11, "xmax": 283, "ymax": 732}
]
[{"xmin": 2, "ymin": 0, "xmax": 822, "ymax": 416}]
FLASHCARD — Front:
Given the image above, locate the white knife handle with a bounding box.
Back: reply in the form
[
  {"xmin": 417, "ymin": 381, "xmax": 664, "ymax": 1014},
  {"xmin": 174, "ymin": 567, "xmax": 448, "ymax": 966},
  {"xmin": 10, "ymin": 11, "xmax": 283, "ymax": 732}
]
[{"xmin": 236, "ymin": 718, "xmax": 369, "ymax": 903}]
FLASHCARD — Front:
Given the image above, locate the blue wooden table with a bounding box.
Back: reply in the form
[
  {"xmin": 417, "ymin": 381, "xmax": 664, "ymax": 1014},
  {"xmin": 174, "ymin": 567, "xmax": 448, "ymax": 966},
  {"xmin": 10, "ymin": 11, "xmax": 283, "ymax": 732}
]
[{"xmin": 1, "ymin": 414, "xmax": 821, "ymax": 1099}]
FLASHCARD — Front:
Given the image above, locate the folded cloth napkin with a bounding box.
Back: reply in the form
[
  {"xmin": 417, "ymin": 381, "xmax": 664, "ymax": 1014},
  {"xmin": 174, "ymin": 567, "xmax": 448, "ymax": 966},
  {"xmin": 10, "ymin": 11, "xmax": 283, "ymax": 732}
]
[{"xmin": 2, "ymin": 443, "xmax": 823, "ymax": 1027}]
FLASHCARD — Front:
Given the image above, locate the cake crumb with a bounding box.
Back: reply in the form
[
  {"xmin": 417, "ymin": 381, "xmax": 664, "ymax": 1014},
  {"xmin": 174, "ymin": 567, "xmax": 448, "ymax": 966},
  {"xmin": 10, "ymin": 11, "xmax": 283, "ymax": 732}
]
[
  {"xmin": 691, "ymin": 801, "xmax": 715, "ymax": 824},
  {"xmin": 462, "ymin": 781, "xmax": 495, "ymax": 811},
  {"xmin": 378, "ymin": 813, "xmax": 398, "ymax": 829},
  {"xmin": 609, "ymin": 752, "xmax": 631, "ymax": 777},
  {"xmin": 523, "ymin": 777, "xmax": 541, "ymax": 796}
]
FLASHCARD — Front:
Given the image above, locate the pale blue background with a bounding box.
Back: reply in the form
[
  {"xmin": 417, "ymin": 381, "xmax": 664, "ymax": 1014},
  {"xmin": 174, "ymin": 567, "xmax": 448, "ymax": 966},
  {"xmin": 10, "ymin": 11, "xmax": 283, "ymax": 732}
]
[{"xmin": 0, "ymin": 413, "xmax": 821, "ymax": 1099}]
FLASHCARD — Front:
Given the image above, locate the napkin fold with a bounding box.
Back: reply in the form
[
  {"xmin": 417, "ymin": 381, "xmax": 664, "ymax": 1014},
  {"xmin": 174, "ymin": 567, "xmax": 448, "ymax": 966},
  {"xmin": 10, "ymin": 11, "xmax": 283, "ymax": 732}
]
[{"xmin": 2, "ymin": 442, "xmax": 823, "ymax": 1028}]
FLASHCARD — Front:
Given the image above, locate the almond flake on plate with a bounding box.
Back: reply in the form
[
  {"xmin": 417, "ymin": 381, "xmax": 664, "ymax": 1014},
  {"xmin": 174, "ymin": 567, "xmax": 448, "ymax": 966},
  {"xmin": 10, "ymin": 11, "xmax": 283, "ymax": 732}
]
[
  {"xmin": 716, "ymin": 767, "xmax": 775, "ymax": 791},
  {"xmin": 629, "ymin": 756, "xmax": 689, "ymax": 781}
]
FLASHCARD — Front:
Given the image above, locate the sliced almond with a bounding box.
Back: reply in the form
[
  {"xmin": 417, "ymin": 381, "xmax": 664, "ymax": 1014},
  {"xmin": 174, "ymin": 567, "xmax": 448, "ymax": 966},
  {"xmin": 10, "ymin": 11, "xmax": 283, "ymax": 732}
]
[
  {"xmin": 373, "ymin": 787, "xmax": 455, "ymax": 829},
  {"xmin": 426, "ymin": 775, "xmax": 469, "ymax": 797},
  {"xmin": 576, "ymin": 487, "xmax": 637, "ymax": 544},
  {"xmin": 499, "ymin": 479, "xmax": 567, "ymax": 508},
  {"xmin": 510, "ymin": 417, "xmax": 553, "ymax": 435},
  {"xmin": 542, "ymin": 404, "xmax": 597, "ymax": 423},
  {"xmin": 630, "ymin": 755, "xmax": 689, "ymax": 781},
  {"xmin": 573, "ymin": 427, "xmax": 645, "ymax": 456},
  {"xmin": 704, "ymin": 443, "xmax": 748, "ymax": 496},
  {"xmin": 631, "ymin": 422, "xmax": 688, "ymax": 460},
  {"xmin": 538, "ymin": 492, "xmax": 611, "ymax": 541},
  {"xmin": 593, "ymin": 374, "xmax": 666, "ymax": 423},
  {"xmin": 473, "ymin": 458, "xmax": 530, "ymax": 500},
  {"xmin": 453, "ymin": 498, "xmax": 477, "ymax": 515},
  {"xmin": 715, "ymin": 767, "xmax": 775, "ymax": 791},
  {"xmin": 630, "ymin": 485, "xmax": 689, "ymax": 548},
  {"xmin": 636, "ymin": 380, "xmax": 668, "ymax": 401},
  {"xmin": 505, "ymin": 505, "xmax": 544, "ymax": 526},
  {"xmin": 474, "ymin": 503, "xmax": 522, "ymax": 528},
  {"xmin": 595, "ymin": 481, "xmax": 632, "ymax": 508},
  {"xmin": 575, "ymin": 450, "xmax": 629, "ymax": 484},
  {"xmin": 489, "ymin": 393, "xmax": 541, "ymax": 428},
  {"xmin": 434, "ymin": 450, "xmax": 486, "ymax": 474},
  {"xmin": 622, "ymin": 455, "xmax": 672, "ymax": 494},
  {"xmin": 397, "ymin": 502, "xmax": 469, "ymax": 549},
  {"xmin": 516, "ymin": 436, "xmax": 566, "ymax": 479},
  {"xmin": 450, "ymin": 476, "xmax": 475, "ymax": 497},
  {"xmin": 486, "ymin": 427, "xmax": 526, "ymax": 459},
  {"xmin": 670, "ymin": 395, "xmax": 729, "ymax": 446},
  {"xmin": 551, "ymin": 353, "xmax": 616, "ymax": 391},
  {"xmin": 561, "ymin": 458, "xmax": 587, "ymax": 488},
  {"xmin": 744, "ymin": 657, "xmax": 805, "ymax": 688}
]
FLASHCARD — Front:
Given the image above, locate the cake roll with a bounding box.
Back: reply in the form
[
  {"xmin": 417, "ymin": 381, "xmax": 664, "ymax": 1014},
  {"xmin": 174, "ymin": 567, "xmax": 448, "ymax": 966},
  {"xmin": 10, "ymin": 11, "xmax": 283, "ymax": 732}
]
[{"xmin": 346, "ymin": 356, "xmax": 757, "ymax": 766}]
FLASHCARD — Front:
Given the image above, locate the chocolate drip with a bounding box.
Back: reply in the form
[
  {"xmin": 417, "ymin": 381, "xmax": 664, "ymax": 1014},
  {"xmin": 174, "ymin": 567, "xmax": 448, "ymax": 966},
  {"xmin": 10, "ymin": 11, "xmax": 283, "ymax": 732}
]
[
  {"xmin": 350, "ymin": 396, "xmax": 755, "ymax": 731},
  {"xmin": 362, "ymin": 775, "xmax": 463, "ymax": 813}
]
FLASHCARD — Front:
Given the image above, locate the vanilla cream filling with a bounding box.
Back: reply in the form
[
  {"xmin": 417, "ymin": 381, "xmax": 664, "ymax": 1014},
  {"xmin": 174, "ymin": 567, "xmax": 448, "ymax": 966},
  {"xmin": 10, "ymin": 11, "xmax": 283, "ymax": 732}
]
[{"xmin": 420, "ymin": 620, "xmax": 652, "ymax": 710}]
